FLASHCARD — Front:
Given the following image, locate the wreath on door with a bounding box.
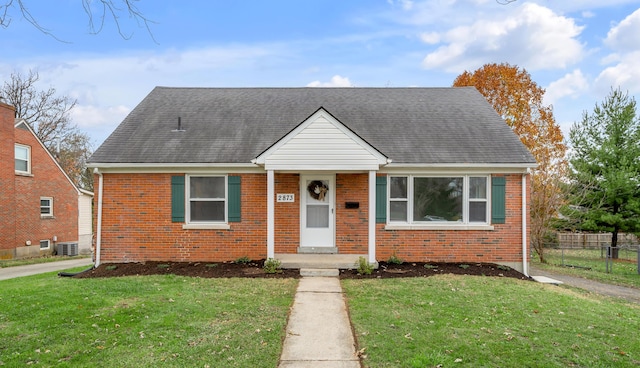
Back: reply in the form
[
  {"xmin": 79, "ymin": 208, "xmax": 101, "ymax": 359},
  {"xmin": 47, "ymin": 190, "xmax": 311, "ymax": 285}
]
[{"xmin": 307, "ymin": 180, "xmax": 329, "ymax": 201}]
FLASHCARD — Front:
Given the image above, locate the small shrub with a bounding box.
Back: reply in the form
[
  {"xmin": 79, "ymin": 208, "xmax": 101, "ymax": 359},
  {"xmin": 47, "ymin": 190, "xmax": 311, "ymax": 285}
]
[
  {"xmin": 424, "ymin": 264, "xmax": 438, "ymax": 269},
  {"xmin": 459, "ymin": 264, "xmax": 470, "ymax": 270},
  {"xmin": 157, "ymin": 264, "xmax": 170, "ymax": 269},
  {"xmin": 235, "ymin": 256, "xmax": 251, "ymax": 264},
  {"xmin": 355, "ymin": 256, "xmax": 374, "ymax": 275},
  {"xmin": 497, "ymin": 265, "xmax": 511, "ymax": 271},
  {"xmin": 387, "ymin": 253, "xmax": 403, "ymax": 265},
  {"xmin": 206, "ymin": 263, "xmax": 218, "ymax": 268},
  {"xmin": 263, "ymin": 258, "xmax": 282, "ymax": 274},
  {"xmin": 106, "ymin": 265, "xmax": 117, "ymax": 271}
]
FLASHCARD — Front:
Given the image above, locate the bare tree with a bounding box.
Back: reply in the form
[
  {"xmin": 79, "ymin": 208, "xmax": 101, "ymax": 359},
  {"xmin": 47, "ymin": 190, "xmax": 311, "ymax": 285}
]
[
  {"xmin": 1, "ymin": 70, "xmax": 93, "ymax": 190},
  {"xmin": 0, "ymin": 0, "xmax": 153, "ymax": 41}
]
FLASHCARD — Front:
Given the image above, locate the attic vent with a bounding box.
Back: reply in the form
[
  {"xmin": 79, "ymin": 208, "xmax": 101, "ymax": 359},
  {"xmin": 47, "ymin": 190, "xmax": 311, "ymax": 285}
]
[
  {"xmin": 172, "ymin": 117, "xmax": 186, "ymax": 132},
  {"xmin": 57, "ymin": 242, "xmax": 78, "ymax": 256}
]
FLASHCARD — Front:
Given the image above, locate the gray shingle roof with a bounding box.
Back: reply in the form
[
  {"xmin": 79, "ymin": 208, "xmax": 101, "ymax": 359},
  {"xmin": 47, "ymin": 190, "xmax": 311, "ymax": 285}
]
[{"xmin": 89, "ymin": 87, "xmax": 536, "ymax": 165}]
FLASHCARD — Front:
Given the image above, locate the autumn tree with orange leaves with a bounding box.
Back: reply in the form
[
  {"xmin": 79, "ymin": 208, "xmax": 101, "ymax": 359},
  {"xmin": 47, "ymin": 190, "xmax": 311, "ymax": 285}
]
[{"xmin": 453, "ymin": 63, "xmax": 567, "ymax": 263}]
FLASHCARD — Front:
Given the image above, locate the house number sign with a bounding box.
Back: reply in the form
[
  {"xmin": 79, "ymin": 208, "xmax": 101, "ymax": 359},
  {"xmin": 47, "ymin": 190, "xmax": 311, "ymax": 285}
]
[{"xmin": 276, "ymin": 194, "xmax": 295, "ymax": 202}]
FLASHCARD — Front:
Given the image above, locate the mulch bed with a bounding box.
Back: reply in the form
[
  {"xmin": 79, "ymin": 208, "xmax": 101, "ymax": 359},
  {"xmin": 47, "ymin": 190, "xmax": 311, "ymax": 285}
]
[{"xmin": 72, "ymin": 260, "xmax": 530, "ymax": 280}]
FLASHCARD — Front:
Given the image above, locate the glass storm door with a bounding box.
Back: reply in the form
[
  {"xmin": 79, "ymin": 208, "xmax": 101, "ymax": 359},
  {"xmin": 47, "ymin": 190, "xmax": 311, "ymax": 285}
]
[{"xmin": 300, "ymin": 175, "xmax": 335, "ymax": 248}]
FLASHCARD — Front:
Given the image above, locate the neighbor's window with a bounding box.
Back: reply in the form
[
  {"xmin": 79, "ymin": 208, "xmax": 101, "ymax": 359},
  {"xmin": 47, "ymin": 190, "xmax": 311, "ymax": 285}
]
[
  {"xmin": 40, "ymin": 240, "xmax": 50, "ymax": 250},
  {"xmin": 15, "ymin": 144, "xmax": 31, "ymax": 174},
  {"xmin": 389, "ymin": 175, "xmax": 488, "ymax": 224},
  {"xmin": 40, "ymin": 197, "xmax": 53, "ymax": 217},
  {"xmin": 187, "ymin": 175, "xmax": 226, "ymax": 222}
]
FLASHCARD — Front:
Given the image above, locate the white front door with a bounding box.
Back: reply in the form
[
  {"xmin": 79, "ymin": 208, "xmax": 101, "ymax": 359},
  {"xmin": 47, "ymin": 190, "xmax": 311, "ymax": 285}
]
[{"xmin": 300, "ymin": 175, "xmax": 335, "ymax": 248}]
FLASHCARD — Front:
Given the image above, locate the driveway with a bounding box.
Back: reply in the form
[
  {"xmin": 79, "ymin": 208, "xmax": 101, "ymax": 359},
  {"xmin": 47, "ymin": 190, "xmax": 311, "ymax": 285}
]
[
  {"xmin": 0, "ymin": 258, "xmax": 94, "ymax": 281},
  {"xmin": 530, "ymin": 266, "xmax": 640, "ymax": 304}
]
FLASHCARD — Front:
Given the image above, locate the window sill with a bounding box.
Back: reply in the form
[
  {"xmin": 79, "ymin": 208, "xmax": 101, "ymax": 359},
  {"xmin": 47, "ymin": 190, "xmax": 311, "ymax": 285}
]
[
  {"xmin": 15, "ymin": 171, "xmax": 33, "ymax": 177},
  {"xmin": 40, "ymin": 215, "xmax": 55, "ymax": 219},
  {"xmin": 384, "ymin": 224, "xmax": 494, "ymax": 231},
  {"xmin": 182, "ymin": 223, "xmax": 231, "ymax": 230}
]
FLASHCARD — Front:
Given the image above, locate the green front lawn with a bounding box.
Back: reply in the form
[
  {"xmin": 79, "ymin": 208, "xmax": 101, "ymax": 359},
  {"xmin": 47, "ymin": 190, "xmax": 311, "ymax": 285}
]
[
  {"xmin": 0, "ymin": 271, "xmax": 297, "ymax": 367},
  {"xmin": 4, "ymin": 266, "xmax": 640, "ymax": 368},
  {"xmin": 343, "ymin": 275, "xmax": 640, "ymax": 367}
]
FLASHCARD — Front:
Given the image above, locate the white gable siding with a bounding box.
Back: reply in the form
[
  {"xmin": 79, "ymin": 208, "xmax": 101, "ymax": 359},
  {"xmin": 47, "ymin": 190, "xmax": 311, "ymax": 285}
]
[
  {"xmin": 78, "ymin": 192, "xmax": 93, "ymax": 255},
  {"xmin": 263, "ymin": 115, "xmax": 383, "ymax": 170}
]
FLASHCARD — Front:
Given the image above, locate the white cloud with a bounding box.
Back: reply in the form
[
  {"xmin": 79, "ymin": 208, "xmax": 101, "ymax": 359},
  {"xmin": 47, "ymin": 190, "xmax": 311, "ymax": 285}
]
[
  {"xmin": 387, "ymin": 0, "xmax": 414, "ymax": 10},
  {"xmin": 422, "ymin": 3, "xmax": 584, "ymax": 73},
  {"xmin": 604, "ymin": 7, "xmax": 640, "ymax": 52},
  {"xmin": 306, "ymin": 75, "xmax": 354, "ymax": 87},
  {"xmin": 544, "ymin": 69, "xmax": 589, "ymax": 106},
  {"xmin": 581, "ymin": 10, "xmax": 595, "ymax": 18},
  {"xmin": 596, "ymin": 9, "xmax": 640, "ymax": 94},
  {"xmin": 420, "ymin": 32, "xmax": 440, "ymax": 44},
  {"xmin": 595, "ymin": 51, "xmax": 640, "ymax": 94},
  {"xmin": 71, "ymin": 104, "xmax": 130, "ymax": 129}
]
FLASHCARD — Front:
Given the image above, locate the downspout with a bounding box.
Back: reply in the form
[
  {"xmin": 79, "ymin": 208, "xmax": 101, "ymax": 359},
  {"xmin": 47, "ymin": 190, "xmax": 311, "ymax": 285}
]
[
  {"xmin": 522, "ymin": 171, "xmax": 528, "ymax": 277},
  {"xmin": 94, "ymin": 168, "xmax": 103, "ymax": 267}
]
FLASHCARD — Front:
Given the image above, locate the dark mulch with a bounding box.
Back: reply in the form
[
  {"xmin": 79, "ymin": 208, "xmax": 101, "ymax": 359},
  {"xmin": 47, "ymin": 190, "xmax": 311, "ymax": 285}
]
[
  {"xmin": 340, "ymin": 261, "xmax": 530, "ymax": 280},
  {"xmin": 72, "ymin": 260, "xmax": 530, "ymax": 280}
]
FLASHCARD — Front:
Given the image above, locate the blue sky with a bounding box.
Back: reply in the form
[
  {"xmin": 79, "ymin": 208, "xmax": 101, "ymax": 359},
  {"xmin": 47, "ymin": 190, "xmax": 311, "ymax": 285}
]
[{"xmin": 1, "ymin": 0, "xmax": 640, "ymax": 148}]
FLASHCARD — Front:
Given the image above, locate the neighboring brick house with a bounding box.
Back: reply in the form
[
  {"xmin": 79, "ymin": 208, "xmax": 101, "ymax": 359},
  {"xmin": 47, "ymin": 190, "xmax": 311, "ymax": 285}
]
[
  {"xmin": 0, "ymin": 101, "xmax": 93, "ymax": 259},
  {"xmin": 88, "ymin": 87, "xmax": 536, "ymax": 274}
]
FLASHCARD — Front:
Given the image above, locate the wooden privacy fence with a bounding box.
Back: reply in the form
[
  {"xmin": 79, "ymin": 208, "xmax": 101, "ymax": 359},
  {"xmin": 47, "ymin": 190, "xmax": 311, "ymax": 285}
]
[{"xmin": 556, "ymin": 232, "xmax": 638, "ymax": 248}]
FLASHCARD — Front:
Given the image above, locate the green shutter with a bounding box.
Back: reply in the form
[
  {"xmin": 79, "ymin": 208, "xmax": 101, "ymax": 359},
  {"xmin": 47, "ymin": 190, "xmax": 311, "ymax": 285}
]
[
  {"xmin": 171, "ymin": 175, "xmax": 185, "ymax": 222},
  {"xmin": 491, "ymin": 176, "xmax": 506, "ymax": 224},
  {"xmin": 376, "ymin": 176, "xmax": 387, "ymax": 223},
  {"xmin": 228, "ymin": 176, "xmax": 241, "ymax": 222}
]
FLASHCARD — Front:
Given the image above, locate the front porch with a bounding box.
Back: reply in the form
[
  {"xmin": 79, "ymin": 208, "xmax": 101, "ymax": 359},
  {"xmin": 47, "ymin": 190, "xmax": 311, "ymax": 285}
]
[{"xmin": 275, "ymin": 253, "xmax": 378, "ymax": 270}]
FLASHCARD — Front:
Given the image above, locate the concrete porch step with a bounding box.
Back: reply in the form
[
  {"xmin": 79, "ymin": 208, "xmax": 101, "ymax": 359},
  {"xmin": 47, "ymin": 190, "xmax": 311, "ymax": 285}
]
[
  {"xmin": 276, "ymin": 253, "xmax": 374, "ymax": 270},
  {"xmin": 300, "ymin": 268, "xmax": 340, "ymax": 277}
]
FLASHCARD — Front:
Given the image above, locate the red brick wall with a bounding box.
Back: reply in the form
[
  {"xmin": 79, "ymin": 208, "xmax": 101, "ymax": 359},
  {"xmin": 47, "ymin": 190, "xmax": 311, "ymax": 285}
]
[
  {"xmin": 376, "ymin": 174, "xmax": 526, "ymax": 264},
  {"xmin": 0, "ymin": 103, "xmax": 16, "ymax": 251},
  {"xmin": 97, "ymin": 173, "xmax": 268, "ymax": 262},
  {"xmin": 97, "ymin": 172, "xmax": 527, "ymax": 265},
  {"xmin": 336, "ymin": 173, "xmax": 368, "ymax": 254},
  {"xmin": 274, "ymin": 173, "xmax": 300, "ymax": 253},
  {"xmin": 13, "ymin": 126, "xmax": 78, "ymax": 250}
]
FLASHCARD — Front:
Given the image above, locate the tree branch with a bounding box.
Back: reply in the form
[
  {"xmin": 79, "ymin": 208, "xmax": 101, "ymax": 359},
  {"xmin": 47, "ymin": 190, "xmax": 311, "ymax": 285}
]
[{"xmin": 1, "ymin": 0, "xmax": 155, "ymax": 42}]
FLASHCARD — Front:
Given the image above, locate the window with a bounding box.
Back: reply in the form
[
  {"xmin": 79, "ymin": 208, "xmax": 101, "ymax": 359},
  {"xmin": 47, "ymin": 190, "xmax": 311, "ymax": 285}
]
[
  {"xmin": 15, "ymin": 144, "xmax": 30, "ymax": 174},
  {"xmin": 187, "ymin": 175, "xmax": 226, "ymax": 223},
  {"xmin": 389, "ymin": 175, "xmax": 489, "ymax": 224},
  {"xmin": 40, "ymin": 197, "xmax": 53, "ymax": 217},
  {"xmin": 40, "ymin": 240, "xmax": 50, "ymax": 250}
]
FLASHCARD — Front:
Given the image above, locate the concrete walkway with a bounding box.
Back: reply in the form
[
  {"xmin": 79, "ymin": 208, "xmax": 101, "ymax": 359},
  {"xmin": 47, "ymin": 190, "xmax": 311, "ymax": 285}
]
[
  {"xmin": 279, "ymin": 277, "xmax": 360, "ymax": 368},
  {"xmin": 0, "ymin": 258, "xmax": 94, "ymax": 281},
  {"xmin": 529, "ymin": 266, "xmax": 640, "ymax": 304}
]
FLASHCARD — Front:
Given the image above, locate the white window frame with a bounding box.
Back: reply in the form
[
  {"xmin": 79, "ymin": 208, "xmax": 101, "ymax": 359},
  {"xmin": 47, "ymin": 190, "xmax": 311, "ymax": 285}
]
[
  {"xmin": 386, "ymin": 175, "xmax": 491, "ymax": 230},
  {"xmin": 15, "ymin": 144, "xmax": 31, "ymax": 174},
  {"xmin": 40, "ymin": 239, "xmax": 50, "ymax": 250},
  {"xmin": 40, "ymin": 197, "xmax": 54, "ymax": 217},
  {"xmin": 185, "ymin": 174, "xmax": 228, "ymax": 225}
]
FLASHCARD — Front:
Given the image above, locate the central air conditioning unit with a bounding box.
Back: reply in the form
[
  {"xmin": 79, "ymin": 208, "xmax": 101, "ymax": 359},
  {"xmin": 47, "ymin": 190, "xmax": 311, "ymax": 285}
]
[{"xmin": 57, "ymin": 242, "xmax": 78, "ymax": 256}]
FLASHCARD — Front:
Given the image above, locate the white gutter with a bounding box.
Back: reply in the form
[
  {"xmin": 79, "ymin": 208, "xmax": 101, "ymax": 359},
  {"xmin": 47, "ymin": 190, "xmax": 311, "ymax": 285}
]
[
  {"xmin": 522, "ymin": 172, "xmax": 528, "ymax": 276},
  {"xmin": 94, "ymin": 168, "xmax": 104, "ymax": 267}
]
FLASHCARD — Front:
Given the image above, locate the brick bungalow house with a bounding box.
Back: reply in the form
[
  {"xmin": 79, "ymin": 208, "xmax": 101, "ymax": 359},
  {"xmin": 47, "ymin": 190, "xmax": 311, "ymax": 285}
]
[
  {"xmin": 0, "ymin": 101, "xmax": 93, "ymax": 259},
  {"xmin": 88, "ymin": 87, "xmax": 536, "ymax": 274}
]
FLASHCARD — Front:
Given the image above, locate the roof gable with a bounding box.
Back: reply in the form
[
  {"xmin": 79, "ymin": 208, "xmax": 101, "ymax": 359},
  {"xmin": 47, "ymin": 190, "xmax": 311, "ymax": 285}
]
[
  {"xmin": 14, "ymin": 119, "xmax": 92, "ymax": 196},
  {"xmin": 255, "ymin": 108, "xmax": 388, "ymax": 170}
]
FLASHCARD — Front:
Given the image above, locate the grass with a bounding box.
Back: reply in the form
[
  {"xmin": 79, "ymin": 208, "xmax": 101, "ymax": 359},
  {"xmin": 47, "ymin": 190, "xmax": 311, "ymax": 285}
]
[
  {"xmin": 0, "ymin": 269, "xmax": 297, "ymax": 367},
  {"xmin": 343, "ymin": 275, "xmax": 640, "ymax": 368},
  {"xmin": 534, "ymin": 248, "xmax": 640, "ymax": 289},
  {"xmin": 0, "ymin": 255, "xmax": 90, "ymax": 268}
]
